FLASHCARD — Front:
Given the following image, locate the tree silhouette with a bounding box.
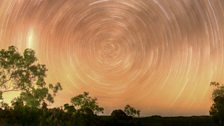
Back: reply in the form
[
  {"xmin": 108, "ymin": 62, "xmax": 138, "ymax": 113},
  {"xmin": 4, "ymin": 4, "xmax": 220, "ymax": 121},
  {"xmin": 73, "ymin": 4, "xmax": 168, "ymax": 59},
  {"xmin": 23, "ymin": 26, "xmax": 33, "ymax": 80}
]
[
  {"xmin": 0, "ymin": 46, "xmax": 62, "ymax": 108},
  {"xmin": 63, "ymin": 103, "xmax": 76, "ymax": 114},
  {"xmin": 210, "ymin": 82, "xmax": 224, "ymax": 126},
  {"xmin": 71, "ymin": 92, "xmax": 104, "ymax": 114},
  {"xmin": 111, "ymin": 109, "xmax": 128, "ymax": 119},
  {"xmin": 124, "ymin": 104, "xmax": 140, "ymax": 117}
]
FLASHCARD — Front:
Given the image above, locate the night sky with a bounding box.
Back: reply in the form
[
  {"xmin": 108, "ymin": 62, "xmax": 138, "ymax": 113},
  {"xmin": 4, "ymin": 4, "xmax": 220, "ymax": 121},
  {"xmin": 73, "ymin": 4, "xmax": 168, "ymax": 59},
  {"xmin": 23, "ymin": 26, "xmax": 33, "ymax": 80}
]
[{"xmin": 0, "ymin": 0, "xmax": 224, "ymax": 116}]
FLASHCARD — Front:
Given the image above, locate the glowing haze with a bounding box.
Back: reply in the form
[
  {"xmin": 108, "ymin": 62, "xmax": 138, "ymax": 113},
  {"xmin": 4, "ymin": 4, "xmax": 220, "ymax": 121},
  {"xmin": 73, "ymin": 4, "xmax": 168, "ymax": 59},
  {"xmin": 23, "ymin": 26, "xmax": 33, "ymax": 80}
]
[{"xmin": 0, "ymin": 0, "xmax": 224, "ymax": 116}]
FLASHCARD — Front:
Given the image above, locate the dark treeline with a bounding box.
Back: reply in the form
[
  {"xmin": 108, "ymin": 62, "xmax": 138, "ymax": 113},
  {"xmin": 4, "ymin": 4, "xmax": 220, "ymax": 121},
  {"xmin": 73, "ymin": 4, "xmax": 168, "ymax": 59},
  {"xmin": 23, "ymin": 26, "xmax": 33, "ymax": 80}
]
[
  {"xmin": 0, "ymin": 109, "xmax": 216, "ymax": 126},
  {"xmin": 0, "ymin": 46, "xmax": 223, "ymax": 126}
]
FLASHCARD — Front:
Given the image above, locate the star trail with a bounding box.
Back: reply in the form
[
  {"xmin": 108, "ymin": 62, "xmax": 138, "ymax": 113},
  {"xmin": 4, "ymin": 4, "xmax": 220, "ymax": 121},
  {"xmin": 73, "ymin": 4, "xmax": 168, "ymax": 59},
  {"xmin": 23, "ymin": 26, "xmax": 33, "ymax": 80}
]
[{"xmin": 0, "ymin": 0, "xmax": 224, "ymax": 116}]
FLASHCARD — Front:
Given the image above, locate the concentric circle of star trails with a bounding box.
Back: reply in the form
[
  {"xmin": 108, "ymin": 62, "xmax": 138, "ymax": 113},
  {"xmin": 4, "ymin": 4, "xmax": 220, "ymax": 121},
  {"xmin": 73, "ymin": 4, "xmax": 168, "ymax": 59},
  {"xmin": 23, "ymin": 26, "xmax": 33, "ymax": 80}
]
[{"xmin": 0, "ymin": 0, "xmax": 224, "ymax": 116}]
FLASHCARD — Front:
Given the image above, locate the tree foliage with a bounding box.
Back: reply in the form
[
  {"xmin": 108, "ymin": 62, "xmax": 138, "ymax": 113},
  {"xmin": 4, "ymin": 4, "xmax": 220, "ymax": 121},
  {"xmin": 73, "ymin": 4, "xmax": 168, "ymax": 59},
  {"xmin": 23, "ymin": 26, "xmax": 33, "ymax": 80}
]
[
  {"xmin": 63, "ymin": 103, "xmax": 76, "ymax": 114},
  {"xmin": 210, "ymin": 82, "xmax": 224, "ymax": 126},
  {"xmin": 71, "ymin": 92, "xmax": 104, "ymax": 114},
  {"xmin": 124, "ymin": 104, "xmax": 140, "ymax": 117},
  {"xmin": 0, "ymin": 46, "xmax": 62, "ymax": 108}
]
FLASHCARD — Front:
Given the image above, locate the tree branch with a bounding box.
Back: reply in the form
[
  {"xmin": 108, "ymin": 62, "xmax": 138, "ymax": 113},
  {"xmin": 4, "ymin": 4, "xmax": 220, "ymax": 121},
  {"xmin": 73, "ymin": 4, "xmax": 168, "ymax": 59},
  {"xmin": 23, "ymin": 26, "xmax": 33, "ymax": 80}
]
[{"xmin": 1, "ymin": 89, "xmax": 20, "ymax": 93}]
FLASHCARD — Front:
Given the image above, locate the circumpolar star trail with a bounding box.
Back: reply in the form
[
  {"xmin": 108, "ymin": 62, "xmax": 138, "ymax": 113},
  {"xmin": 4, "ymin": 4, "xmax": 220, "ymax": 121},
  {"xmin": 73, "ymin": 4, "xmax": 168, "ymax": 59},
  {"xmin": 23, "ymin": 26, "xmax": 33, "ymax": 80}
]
[{"xmin": 0, "ymin": 0, "xmax": 224, "ymax": 116}]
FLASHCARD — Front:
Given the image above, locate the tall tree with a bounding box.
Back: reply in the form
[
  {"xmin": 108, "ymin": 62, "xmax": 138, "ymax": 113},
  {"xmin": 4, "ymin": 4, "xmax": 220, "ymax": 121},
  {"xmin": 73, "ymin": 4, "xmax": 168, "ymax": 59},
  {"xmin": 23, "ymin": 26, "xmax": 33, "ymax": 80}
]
[
  {"xmin": 210, "ymin": 82, "xmax": 224, "ymax": 126},
  {"xmin": 71, "ymin": 92, "xmax": 104, "ymax": 114},
  {"xmin": 0, "ymin": 46, "xmax": 62, "ymax": 108}
]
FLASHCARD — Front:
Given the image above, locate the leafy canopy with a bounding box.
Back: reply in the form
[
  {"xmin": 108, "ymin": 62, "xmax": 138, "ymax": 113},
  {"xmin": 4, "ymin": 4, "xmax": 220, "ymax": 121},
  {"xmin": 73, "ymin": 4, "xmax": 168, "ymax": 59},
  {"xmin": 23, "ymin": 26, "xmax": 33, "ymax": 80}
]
[
  {"xmin": 0, "ymin": 46, "xmax": 62, "ymax": 108},
  {"xmin": 71, "ymin": 92, "xmax": 104, "ymax": 114}
]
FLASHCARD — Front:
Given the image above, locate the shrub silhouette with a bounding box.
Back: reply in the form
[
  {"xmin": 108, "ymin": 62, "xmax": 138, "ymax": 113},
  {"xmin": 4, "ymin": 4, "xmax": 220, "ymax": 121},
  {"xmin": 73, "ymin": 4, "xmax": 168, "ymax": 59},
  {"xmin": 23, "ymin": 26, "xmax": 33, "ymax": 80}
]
[
  {"xmin": 124, "ymin": 104, "xmax": 140, "ymax": 117},
  {"xmin": 111, "ymin": 109, "xmax": 128, "ymax": 119}
]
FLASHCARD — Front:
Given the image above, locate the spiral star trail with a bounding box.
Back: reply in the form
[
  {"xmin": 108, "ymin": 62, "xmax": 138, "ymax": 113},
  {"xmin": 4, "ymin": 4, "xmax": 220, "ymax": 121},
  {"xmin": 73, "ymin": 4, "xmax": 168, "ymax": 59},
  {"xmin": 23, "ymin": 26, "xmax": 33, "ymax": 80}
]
[{"xmin": 0, "ymin": 0, "xmax": 224, "ymax": 116}]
